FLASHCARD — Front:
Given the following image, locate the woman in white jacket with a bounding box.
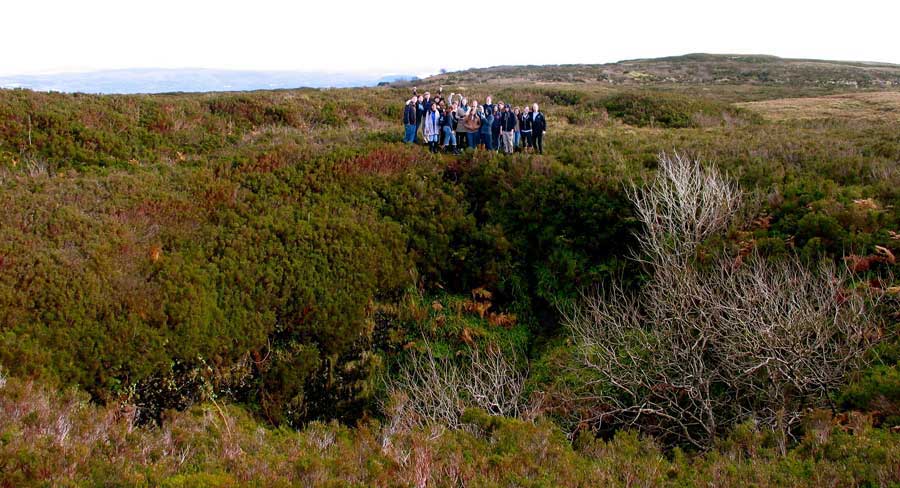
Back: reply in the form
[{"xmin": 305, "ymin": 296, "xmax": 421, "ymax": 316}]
[{"xmin": 423, "ymin": 102, "xmax": 442, "ymax": 153}]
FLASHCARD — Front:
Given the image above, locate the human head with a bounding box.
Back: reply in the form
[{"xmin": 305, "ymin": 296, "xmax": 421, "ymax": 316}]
[
  {"xmin": 497, "ymin": 102, "xmax": 505, "ymax": 111},
  {"xmin": 417, "ymin": 95, "xmax": 423, "ymax": 102},
  {"xmin": 451, "ymin": 102, "xmax": 458, "ymax": 110},
  {"xmin": 486, "ymin": 96, "xmax": 492, "ymax": 104},
  {"xmin": 532, "ymin": 103, "xmax": 539, "ymax": 113},
  {"xmin": 513, "ymin": 107, "xmax": 520, "ymax": 114},
  {"xmin": 424, "ymin": 91, "xmax": 431, "ymax": 99},
  {"xmin": 461, "ymin": 97, "xmax": 467, "ymax": 106}
]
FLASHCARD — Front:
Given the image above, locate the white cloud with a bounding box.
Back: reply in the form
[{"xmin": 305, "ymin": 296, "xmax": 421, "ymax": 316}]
[{"xmin": 2, "ymin": 0, "xmax": 898, "ymax": 76}]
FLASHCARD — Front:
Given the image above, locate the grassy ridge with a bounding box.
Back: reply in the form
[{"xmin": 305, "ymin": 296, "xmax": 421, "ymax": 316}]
[{"xmin": 421, "ymin": 53, "xmax": 900, "ymax": 89}]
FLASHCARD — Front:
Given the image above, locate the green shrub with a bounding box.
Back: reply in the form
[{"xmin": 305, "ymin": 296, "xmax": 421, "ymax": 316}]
[{"xmin": 602, "ymin": 91, "xmax": 747, "ymax": 128}]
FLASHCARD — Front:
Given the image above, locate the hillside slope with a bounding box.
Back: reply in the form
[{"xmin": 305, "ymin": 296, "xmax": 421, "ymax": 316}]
[{"xmin": 413, "ymin": 53, "xmax": 900, "ymax": 89}]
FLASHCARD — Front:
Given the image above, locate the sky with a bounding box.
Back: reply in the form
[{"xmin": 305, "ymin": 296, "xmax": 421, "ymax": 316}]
[{"xmin": 3, "ymin": 0, "xmax": 899, "ymax": 77}]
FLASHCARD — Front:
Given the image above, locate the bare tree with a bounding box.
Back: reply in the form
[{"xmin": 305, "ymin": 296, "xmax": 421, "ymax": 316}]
[
  {"xmin": 383, "ymin": 342, "xmax": 529, "ymax": 433},
  {"xmin": 386, "ymin": 345, "xmax": 465, "ymax": 431},
  {"xmin": 628, "ymin": 152, "xmax": 743, "ymax": 268},
  {"xmin": 565, "ymin": 279, "xmax": 726, "ymax": 449},
  {"xmin": 704, "ymin": 255, "xmax": 882, "ymax": 449},
  {"xmin": 464, "ymin": 346, "xmax": 528, "ymax": 418},
  {"xmin": 565, "ymin": 152, "xmax": 885, "ymax": 450}
]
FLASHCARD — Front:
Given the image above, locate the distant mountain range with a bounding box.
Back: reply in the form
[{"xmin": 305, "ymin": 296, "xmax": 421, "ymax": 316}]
[{"xmin": 0, "ymin": 68, "xmax": 420, "ymax": 94}]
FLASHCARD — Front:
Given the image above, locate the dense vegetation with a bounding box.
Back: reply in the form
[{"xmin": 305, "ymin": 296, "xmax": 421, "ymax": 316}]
[{"xmin": 1, "ymin": 56, "xmax": 899, "ymax": 486}]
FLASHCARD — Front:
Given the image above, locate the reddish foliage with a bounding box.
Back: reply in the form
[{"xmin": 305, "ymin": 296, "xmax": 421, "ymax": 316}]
[
  {"xmin": 463, "ymin": 300, "xmax": 491, "ymax": 319},
  {"xmin": 113, "ymin": 198, "xmax": 197, "ymax": 226},
  {"xmin": 200, "ymin": 185, "xmax": 239, "ymax": 212},
  {"xmin": 238, "ymin": 145, "xmax": 299, "ymax": 174},
  {"xmin": 752, "ymin": 215, "xmax": 772, "ymax": 230},
  {"xmin": 843, "ymin": 246, "xmax": 896, "ymax": 274},
  {"xmin": 487, "ymin": 312, "xmax": 517, "ymax": 328},
  {"xmin": 875, "ymin": 245, "xmax": 896, "ymax": 264},
  {"xmin": 845, "ymin": 254, "xmax": 889, "ymax": 273},
  {"xmin": 149, "ymin": 245, "xmax": 162, "ymax": 262},
  {"xmin": 339, "ymin": 147, "xmax": 420, "ymax": 176},
  {"xmin": 460, "ymin": 327, "xmax": 476, "ymax": 347}
]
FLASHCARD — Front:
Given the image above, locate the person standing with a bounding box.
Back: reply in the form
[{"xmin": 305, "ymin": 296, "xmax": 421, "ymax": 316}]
[
  {"xmin": 491, "ymin": 102, "xmax": 504, "ymax": 151},
  {"xmin": 512, "ymin": 107, "xmax": 521, "ymax": 150},
  {"xmin": 499, "ymin": 104, "xmax": 516, "ymax": 154},
  {"xmin": 480, "ymin": 96, "xmax": 495, "ymax": 150},
  {"xmin": 531, "ymin": 103, "xmax": 546, "ymax": 154},
  {"xmin": 519, "ymin": 106, "xmax": 533, "ymax": 152},
  {"xmin": 483, "ymin": 96, "xmax": 495, "ymax": 118},
  {"xmin": 440, "ymin": 105, "xmax": 458, "ymax": 154},
  {"xmin": 423, "ymin": 91, "xmax": 433, "ymax": 112},
  {"xmin": 464, "ymin": 104, "xmax": 482, "ymax": 149},
  {"xmin": 415, "ymin": 95, "xmax": 425, "ymax": 143},
  {"xmin": 479, "ymin": 104, "xmax": 494, "ymax": 150},
  {"xmin": 454, "ymin": 95, "xmax": 470, "ymax": 150},
  {"xmin": 403, "ymin": 97, "xmax": 418, "ymax": 144},
  {"xmin": 424, "ymin": 103, "xmax": 441, "ymax": 153}
]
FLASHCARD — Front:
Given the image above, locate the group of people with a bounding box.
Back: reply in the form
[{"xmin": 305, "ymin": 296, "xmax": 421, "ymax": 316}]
[{"xmin": 402, "ymin": 87, "xmax": 547, "ymax": 155}]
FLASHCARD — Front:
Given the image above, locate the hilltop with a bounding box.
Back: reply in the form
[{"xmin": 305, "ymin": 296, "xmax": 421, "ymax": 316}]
[{"xmin": 409, "ymin": 53, "xmax": 900, "ymax": 90}]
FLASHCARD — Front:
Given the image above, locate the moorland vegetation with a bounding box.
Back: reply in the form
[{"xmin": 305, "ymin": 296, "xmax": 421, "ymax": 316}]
[{"xmin": 1, "ymin": 54, "xmax": 899, "ymax": 486}]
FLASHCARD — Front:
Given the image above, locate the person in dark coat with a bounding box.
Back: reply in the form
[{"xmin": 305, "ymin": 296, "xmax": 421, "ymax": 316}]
[
  {"xmin": 519, "ymin": 106, "xmax": 533, "ymax": 152},
  {"xmin": 440, "ymin": 105, "xmax": 459, "ymax": 154},
  {"xmin": 531, "ymin": 103, "xmax": 546, "ymax": 154},
  {"xmin": 490, "ymin": 102, "xmax": 503, "ymax": 151},
  {"xmin": 499, "ymin": 104, "xmax": 517, "ymax": 154},
  {"xmin": 478, "ymin": 104, "xmax": 493, "ymax": 151},
  {"xmin": 415, "ymin": 95, "xmax": 425, "ymax": 143},
  {"xmin": 480, "ymin": 95, "xmax": 495, "ymax": 150},
  {"xmin": 403, "ymin": 98, "xmax": 418, "ymax": 144}
]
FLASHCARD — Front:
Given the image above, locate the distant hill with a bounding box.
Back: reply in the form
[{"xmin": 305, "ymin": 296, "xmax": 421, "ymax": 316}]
[
  {"xmin": 405, "ymin": 53, "xmax": 900, "ymax": 88},
  {"xmin": 0, "ymin": 68, "xmax": 405, "ymax": 94}
]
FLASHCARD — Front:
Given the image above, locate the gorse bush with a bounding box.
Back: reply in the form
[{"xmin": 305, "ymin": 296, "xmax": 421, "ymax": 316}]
[{"xmin": 601, "ymin": 91, "xmax": 754, "ymax": 128}]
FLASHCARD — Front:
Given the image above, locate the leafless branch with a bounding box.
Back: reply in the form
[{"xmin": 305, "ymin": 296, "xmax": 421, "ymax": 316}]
[
  {"xmin": 565, "ymin": 153, "xmax": 885, "ymax": 450},
  {"xmin": 383, "ymin": 342, "xmax": 529, "ymax": 434}
]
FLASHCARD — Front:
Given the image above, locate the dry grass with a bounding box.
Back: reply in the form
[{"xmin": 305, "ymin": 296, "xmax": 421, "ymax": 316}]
[
  {"xmin": 737, "ymin": 91, "xmax": 900, "ymax": 121},
  {"xmin": 2, "ymin": 374, "xmax": 900, "ymax": 487}
]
